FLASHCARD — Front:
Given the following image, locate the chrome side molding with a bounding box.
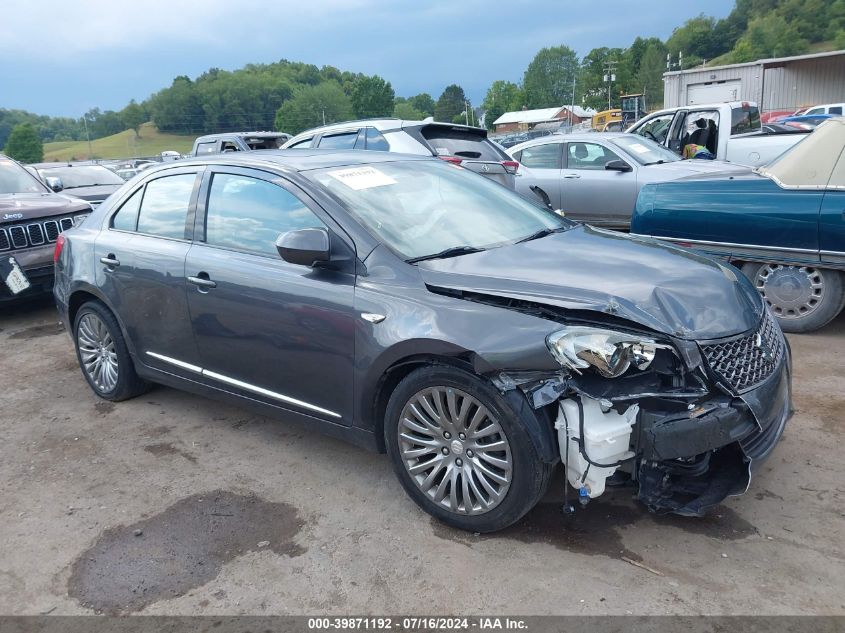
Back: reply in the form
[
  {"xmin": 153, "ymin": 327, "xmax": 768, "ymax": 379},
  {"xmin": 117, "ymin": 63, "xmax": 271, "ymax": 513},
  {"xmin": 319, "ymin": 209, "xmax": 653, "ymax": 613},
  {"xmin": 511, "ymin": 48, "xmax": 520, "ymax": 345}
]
[{"xmin": 145, "ymin": 351, "xmax": 340, "ymax": 419}]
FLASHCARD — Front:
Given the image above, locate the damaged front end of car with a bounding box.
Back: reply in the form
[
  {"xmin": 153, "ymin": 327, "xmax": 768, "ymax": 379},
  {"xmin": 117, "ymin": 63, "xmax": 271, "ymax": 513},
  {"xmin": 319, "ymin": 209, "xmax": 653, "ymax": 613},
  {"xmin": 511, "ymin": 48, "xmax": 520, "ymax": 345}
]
[{"xmin": 489, "ymin": 308, "xmax": 792, "ymax": 517}]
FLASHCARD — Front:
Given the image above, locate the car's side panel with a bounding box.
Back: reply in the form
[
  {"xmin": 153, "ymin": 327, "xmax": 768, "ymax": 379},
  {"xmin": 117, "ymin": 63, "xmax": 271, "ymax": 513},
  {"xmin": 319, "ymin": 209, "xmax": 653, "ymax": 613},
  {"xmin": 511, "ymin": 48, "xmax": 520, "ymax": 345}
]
[
  {"xmin": 819, "ymin": 190, "xmax": 845, "ymax": 266},
  {"xmin": 637, "ymin": 177, "xmax": 823, "ymax": 255}
]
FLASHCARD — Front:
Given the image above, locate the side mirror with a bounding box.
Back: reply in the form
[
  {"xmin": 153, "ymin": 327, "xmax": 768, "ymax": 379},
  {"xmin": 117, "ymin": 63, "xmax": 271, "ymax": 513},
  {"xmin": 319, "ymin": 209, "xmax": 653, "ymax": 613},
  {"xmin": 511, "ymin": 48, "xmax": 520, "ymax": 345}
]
[
  {"xmin": 275, "ymin": 228, "xmax": 330, "ymax": 267},
  {"xmin": 45, "ymin": 176, "xmax": 63, "ymax": 192},
  {"xmin": 605, "ymin": 160, "xmax": 632, "ymax": 172}
]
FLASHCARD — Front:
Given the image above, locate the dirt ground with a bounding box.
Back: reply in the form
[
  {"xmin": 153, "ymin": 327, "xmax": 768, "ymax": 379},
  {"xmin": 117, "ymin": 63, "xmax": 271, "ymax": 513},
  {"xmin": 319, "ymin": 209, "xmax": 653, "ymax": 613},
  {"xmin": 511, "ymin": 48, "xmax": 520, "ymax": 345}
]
[{"xmin": 1, "ymin": 296, "xmax": 843, "ymax": 616}]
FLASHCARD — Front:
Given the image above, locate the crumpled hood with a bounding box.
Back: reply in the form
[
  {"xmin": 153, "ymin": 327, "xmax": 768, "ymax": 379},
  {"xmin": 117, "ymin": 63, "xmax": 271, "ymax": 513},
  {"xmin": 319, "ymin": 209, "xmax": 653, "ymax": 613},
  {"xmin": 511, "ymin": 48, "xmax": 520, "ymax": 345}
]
[
  {"xmin": 0, "ymin": 192, "xmax": 90, "ymax": 222},
  {"xmin": 417, "ymin": 225, "xmax": 763, "ymax": 340},
  {"xmin": 639, "ymin": 159, "xmax": 750, "ymax": 181}
]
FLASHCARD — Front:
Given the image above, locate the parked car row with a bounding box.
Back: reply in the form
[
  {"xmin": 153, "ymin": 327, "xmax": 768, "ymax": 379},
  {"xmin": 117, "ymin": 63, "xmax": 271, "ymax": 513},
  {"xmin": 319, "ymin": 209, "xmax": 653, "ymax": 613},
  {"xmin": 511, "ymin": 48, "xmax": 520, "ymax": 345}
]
[{"xmin": 7, "ymin": 108, "xmax": 839, "ymax": 534}]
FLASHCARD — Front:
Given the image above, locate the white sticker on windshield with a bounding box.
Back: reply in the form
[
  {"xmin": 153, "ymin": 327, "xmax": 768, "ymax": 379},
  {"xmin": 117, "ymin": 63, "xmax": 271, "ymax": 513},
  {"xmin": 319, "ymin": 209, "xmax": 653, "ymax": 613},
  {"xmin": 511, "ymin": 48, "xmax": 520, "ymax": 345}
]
[
  {"xmin": 434, "ymin": 147, "xmax": 450, "ymax": 156},
  {"xmin": 629, "ymin": 143, "xmax": 650, "ymax": 154},
  {"xmin": 326, "ymin": 166, "xmax": 397, "ymax": 190}
]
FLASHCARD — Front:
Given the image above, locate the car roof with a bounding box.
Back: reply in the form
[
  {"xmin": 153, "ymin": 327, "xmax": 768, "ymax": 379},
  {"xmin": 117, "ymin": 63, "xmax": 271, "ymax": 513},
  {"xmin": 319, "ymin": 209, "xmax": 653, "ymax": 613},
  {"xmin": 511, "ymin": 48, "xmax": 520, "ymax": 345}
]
[
  {"xmin": 195, "ymin": 131, "xmax": 289, "ymax": 142},
  {"xmin": 141, "ymin": 149, "xmax": 432, "ymax": 175},
  {"xmin": 30, "ymin": 161, "xmax": 107, "ymax": 169},
  {"xmin": 286, "ymin": 118, "xmax": 487, "ymax": 140},
  {"xmin": 507, "ymin": 132, "xmax": 628, "ymax": 153}
]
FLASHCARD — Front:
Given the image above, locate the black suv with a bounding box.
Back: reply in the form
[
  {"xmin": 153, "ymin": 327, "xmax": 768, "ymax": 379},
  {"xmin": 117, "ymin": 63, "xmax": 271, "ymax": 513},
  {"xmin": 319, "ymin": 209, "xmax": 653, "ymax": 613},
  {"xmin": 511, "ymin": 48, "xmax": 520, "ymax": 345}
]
[{"xmin": 0, "ymin": 154, "xmax": 91, "ymax": 302}]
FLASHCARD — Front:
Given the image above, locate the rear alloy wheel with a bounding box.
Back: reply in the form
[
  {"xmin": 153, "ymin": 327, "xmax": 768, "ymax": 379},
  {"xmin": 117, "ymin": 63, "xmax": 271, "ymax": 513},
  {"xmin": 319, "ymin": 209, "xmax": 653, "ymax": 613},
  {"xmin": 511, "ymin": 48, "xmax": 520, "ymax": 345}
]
[
  {"xmin": 742, "ymin": 263, "xmax": 845, "ymax": 333},
  {"xmin": 385, "ymin": 365, "xmax": 552, "ymax": 533},
  {"xmin": 73, "ymin": 301, "xmax": 149, "ymax": 401}
]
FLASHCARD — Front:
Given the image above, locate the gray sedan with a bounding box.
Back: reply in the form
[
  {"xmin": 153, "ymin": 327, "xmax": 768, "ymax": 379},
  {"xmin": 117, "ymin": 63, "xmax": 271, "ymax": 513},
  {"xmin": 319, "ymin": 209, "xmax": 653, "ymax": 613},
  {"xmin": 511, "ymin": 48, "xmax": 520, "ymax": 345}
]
[{"xmin": 508, "ymin": 133, "xmax": 747, "ymax": 229}]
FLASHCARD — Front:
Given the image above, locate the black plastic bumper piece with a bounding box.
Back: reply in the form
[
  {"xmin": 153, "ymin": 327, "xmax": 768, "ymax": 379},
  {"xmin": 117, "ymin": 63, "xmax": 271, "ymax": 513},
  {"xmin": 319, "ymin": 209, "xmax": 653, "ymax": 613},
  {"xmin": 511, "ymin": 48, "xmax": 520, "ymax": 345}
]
[
  {"xmin": 639, "ymin": 401, "xmax": 758, "ymax": 462},
  {"xmin": 638, "ymin": 444, "xmax": 751, "ymax": 517}
]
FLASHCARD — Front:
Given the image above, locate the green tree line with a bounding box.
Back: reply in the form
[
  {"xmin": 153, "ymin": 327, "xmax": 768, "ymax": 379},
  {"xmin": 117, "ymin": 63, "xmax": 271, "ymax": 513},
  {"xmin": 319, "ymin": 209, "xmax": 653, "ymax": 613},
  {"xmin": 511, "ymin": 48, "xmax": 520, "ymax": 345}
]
[{"xmin": 3, "ymin": 0, "xmax": 842, "ymax": 144}]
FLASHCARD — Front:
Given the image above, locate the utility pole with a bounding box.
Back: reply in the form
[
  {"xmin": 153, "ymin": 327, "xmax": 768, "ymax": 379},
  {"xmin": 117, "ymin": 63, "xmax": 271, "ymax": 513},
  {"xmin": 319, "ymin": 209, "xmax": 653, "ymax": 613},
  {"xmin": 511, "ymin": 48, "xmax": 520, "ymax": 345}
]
[
  {"xmin": 83, "ymin": 114, "xmax": 93, "ymax": 159},
  {"xmin": 603, "ymin": 60, "xmax": 618, "ymax": 110}
]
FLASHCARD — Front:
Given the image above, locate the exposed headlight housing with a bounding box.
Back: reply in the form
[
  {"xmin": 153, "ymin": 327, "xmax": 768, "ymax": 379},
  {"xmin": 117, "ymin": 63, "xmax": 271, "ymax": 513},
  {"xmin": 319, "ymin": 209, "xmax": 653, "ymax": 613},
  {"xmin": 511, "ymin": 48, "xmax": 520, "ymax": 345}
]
[{"xmin": 546, "ymin": 326, "xmax": 661, "ymax": 378}]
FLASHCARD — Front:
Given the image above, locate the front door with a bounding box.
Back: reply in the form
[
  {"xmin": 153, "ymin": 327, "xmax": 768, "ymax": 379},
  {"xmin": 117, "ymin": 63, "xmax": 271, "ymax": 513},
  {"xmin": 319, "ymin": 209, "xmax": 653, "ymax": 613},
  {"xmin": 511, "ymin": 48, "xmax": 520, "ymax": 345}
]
[
  {"xmin": 95, "ymin": 168, "xmax": 203, "ymax": 377},
  {"xmin": 560, "ymin": 141, "xmax": 638, "ymax": 227},
  {"xmin": 185, "ymin": 166, "xmax": 357, "ymax": 424},
  {"xmin": 819, "ymin": 151, "xmax": 845, "ymax": 266}
]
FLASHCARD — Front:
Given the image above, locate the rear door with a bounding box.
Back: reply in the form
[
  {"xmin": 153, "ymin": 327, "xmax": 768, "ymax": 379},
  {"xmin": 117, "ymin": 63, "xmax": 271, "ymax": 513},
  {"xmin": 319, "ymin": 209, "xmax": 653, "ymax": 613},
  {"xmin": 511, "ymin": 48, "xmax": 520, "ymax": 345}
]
[
  {"xmin": 184, "ymin": 166, "xmax": 357, "ymax": 424},
  {"xmin": 560, "ymin": 141, "xmax": 638, "ymax": 227},
  {"xmin": 415, "ymin": 124, "xmax": 516, "ymax": 189},
  {"xmin": 512, "ymin": 141, "xmax": 563, "ymax": 209},
  {"xmin": 95, "ymin": 168, "xmax": 203, "ymax": 377}
]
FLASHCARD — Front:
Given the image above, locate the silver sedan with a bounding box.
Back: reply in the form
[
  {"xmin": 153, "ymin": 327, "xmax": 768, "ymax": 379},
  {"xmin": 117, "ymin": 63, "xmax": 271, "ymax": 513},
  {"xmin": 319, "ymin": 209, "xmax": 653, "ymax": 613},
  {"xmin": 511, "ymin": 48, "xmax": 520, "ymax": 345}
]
[{"xmin": 508, "ymin": 133, "xmax": 747, "ymax": 229}]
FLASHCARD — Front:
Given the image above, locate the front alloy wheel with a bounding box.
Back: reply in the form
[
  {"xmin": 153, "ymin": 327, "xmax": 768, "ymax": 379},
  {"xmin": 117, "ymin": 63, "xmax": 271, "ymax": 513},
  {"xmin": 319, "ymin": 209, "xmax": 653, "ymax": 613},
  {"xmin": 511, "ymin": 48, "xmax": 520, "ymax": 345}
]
[
  {"xmin": 385, "ymin": 365, "xmax": 553, "ymax": 532},
  {"xmin": 398, "ymin": 386, "xmax": 512, "ymax": 515}
]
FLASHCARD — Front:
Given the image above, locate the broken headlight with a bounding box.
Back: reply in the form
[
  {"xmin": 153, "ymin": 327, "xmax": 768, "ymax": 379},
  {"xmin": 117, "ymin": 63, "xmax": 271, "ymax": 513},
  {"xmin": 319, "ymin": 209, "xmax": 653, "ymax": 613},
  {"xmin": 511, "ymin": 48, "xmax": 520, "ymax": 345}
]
[{"xmin": 546, "ymin": 327, "xmax": 659, "ymax": 378}]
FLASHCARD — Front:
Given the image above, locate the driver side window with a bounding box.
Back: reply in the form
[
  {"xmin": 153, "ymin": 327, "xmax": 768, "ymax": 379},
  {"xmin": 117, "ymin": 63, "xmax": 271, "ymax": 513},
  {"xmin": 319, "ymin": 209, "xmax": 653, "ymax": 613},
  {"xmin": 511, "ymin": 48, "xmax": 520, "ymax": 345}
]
[
  {"xmin": 204, "ymin": 173, "xmax": 325, "ymax": 257},
  {"xmin": 636, "ymin": 115, "xmax": 674, "ymax": 145}
]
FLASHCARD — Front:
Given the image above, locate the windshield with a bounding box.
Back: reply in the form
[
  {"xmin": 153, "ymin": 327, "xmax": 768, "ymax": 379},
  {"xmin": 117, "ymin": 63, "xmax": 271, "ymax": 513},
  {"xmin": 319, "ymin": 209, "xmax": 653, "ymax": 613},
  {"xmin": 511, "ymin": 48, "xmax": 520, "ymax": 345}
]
[
  {"xmin": 308, "ymin": 160, "xmax": 570, "ymax": 260},
  {"xmin": 610, "ymin": 136, "xmax": 681, "ymax": 165},
  {"xmin": 38, "ymin": 165, "xmax": 124, "ymax": 188},
  {"xmin": 757, "ymin": 118, "xmax": 845, "ymax": 189},
  {"xmin": 0, "ymin": 159, "xmax": 48, "ymax": 194}
]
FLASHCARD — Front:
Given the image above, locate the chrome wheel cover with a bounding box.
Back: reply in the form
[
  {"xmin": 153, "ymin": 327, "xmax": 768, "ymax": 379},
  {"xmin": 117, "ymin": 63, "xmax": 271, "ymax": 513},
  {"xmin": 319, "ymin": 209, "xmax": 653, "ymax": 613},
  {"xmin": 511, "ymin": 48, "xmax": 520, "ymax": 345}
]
[
  {"xmin": 398, "ymin": 386, "xmax": 512, "ymax": 515},
  {"xmin": 754, "ymin": 264, "xmax": 825, "ymax": 320},
  {"xmin": 77, "ymin": 313, "xmax": 119, "ymax": 393}
]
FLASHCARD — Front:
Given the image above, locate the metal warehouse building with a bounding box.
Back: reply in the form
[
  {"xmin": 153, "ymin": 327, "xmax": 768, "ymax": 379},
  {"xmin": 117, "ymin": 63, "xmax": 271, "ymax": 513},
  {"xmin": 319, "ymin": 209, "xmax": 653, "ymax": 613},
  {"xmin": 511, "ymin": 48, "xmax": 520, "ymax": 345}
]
[{"xmin": 663, "ymin": 49, "xmax": 845, "ymax": 115}]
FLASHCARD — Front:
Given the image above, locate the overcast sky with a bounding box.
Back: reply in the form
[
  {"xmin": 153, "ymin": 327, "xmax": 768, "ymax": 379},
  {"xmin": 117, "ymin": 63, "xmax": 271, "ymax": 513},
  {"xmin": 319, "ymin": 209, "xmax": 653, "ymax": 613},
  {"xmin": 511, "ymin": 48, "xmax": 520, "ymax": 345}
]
[{"xmin": 2, "ymin": 0, "xmax": 735, "ymax": 118}]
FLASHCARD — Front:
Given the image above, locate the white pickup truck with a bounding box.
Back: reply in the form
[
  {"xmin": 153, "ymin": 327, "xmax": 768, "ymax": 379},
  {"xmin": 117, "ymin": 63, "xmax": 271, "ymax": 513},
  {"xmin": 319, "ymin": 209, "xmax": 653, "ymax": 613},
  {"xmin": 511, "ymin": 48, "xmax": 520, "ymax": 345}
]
[{"xmin": 626, "ymin": 101, "xmax": 807, "ymax": 167}]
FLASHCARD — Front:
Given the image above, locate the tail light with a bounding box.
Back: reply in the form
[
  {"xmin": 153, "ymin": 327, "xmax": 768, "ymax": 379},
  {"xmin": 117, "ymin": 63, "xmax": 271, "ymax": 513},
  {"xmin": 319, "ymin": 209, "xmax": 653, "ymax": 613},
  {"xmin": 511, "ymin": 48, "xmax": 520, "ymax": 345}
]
[
  {"xmin": 53, "ymin": 234, "xmax": 66, "ymax": 264},
  {"xmin": 502, "ymin": 160, "xmax": 519, "ymax": 175},
  {"xmin": 437, "ymin": 156, "xmax": 463, "ymax": 165}
]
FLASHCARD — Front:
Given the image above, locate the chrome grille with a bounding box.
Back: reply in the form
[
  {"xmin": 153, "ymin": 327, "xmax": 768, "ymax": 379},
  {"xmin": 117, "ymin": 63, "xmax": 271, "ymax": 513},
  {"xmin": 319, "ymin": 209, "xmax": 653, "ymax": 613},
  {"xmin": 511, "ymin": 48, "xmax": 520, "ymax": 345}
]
[
  {"xmin": 44, "ymin": 221, "xmax": 60, "ymax": 242},
  {"xmin": 699, "ymin": 311, "xmax": 784, "ymax": 394},
  {"xmin": 0, "ymin": 214, "xmax": 83, "ymax": 253},
  {"xmin": 10, "ymin": 226, "xmax": 27, "ymax": 248},
  {"xmin": 27, "ymin": 223, "xmax": 45, "ymax": 245}
]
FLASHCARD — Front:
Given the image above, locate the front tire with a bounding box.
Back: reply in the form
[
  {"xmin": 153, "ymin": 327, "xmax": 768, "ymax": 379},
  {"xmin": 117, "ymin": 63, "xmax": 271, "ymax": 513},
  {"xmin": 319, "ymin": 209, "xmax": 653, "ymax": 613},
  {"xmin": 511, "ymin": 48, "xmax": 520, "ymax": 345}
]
[
  {"xmin": 73, "ymin": 301, "xmax": 149, "ymax": 401},
  {"xmin": 741, "ymin": 263, "xmax": 845, "ymax": 333},
  {"xmin": 384, "ymin": 365, "xmax": 553, "ymax": 533}
]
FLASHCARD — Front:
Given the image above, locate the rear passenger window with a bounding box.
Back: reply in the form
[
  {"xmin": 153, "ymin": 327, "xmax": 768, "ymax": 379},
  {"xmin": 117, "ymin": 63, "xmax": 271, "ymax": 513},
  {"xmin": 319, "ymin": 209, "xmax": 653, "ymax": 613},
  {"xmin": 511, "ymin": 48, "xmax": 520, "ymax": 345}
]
[
  {"xmin": 195, "ymin": 142, "xmax": 216, "ymax": 155},
  {"xmin": 111, "ymin": 188, "xmax": 143, "ymax": 231},
  {"xmin": 136, "ymin": 174, "xmax": 195, "ymax": 239},
  {"xmin": 365, "ymin": 128, "xmax": 390, "ymax": 151},
  {"xmin": 204, "ymin": 173, "xmax": 325, "ymax": 256},
  {"xmin": 288, "ymin": 137, "xmax": 313, "ymax": 149},
  {"xmin": 318, "ymin": 132, "xmax": 358, "ymax": 150},
  {"xmin": 421, "ymin": 127, "xmax": 503, "ymax": 161},
  {"xmin": 830, "ymin": 106, "xmax": 842, "ymax": 115},
  {"xmin": 519, "ymin": 143, "xmax": 561, "ymax": 169}
]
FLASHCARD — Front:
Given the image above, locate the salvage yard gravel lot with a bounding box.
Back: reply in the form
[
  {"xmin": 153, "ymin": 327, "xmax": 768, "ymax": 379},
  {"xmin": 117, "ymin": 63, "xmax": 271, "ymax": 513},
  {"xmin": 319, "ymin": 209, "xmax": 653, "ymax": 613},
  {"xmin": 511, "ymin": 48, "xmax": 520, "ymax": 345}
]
[{"xmin": 1, "ymin": 297, "xmax": 843, "ymax": 615}]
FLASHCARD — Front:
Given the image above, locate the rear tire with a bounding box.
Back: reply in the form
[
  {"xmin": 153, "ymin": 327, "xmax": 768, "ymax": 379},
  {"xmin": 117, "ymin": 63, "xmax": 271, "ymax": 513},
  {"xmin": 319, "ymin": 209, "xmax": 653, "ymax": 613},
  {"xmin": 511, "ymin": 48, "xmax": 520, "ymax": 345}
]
[
  {"xmin": 741, "ymin": 263, "xmax": 845, "ymax": 333},
  {"xmin": 73, "ymin": 301, "xmax": 149, "ymax": 401},
  {"xmin": 384, "ymin": 364, "xmax": 553, "ymax": 533}
]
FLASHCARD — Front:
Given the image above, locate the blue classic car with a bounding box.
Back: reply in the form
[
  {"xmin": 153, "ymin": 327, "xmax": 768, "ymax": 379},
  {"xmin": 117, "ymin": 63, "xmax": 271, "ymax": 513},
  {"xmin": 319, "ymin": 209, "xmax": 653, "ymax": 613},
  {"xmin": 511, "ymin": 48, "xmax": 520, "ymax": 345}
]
[{"xmin": 632, "ymin": 118, "xmax": 845, "ymax": 332}]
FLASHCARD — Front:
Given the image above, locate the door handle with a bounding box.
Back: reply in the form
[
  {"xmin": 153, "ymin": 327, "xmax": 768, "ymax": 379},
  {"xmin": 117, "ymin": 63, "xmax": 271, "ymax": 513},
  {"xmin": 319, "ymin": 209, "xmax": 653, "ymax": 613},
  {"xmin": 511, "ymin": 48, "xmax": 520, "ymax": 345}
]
[
  {"xmin": 187, "ymin": 275, "xmax": 217, "ymax": 289},
  {"xmin": 563, "ymin": 174, "xmax": 581, "ymax": 179},
  {"xmin": 100, "ymin": 255, "xmax": 120, "ymax": 267}
]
